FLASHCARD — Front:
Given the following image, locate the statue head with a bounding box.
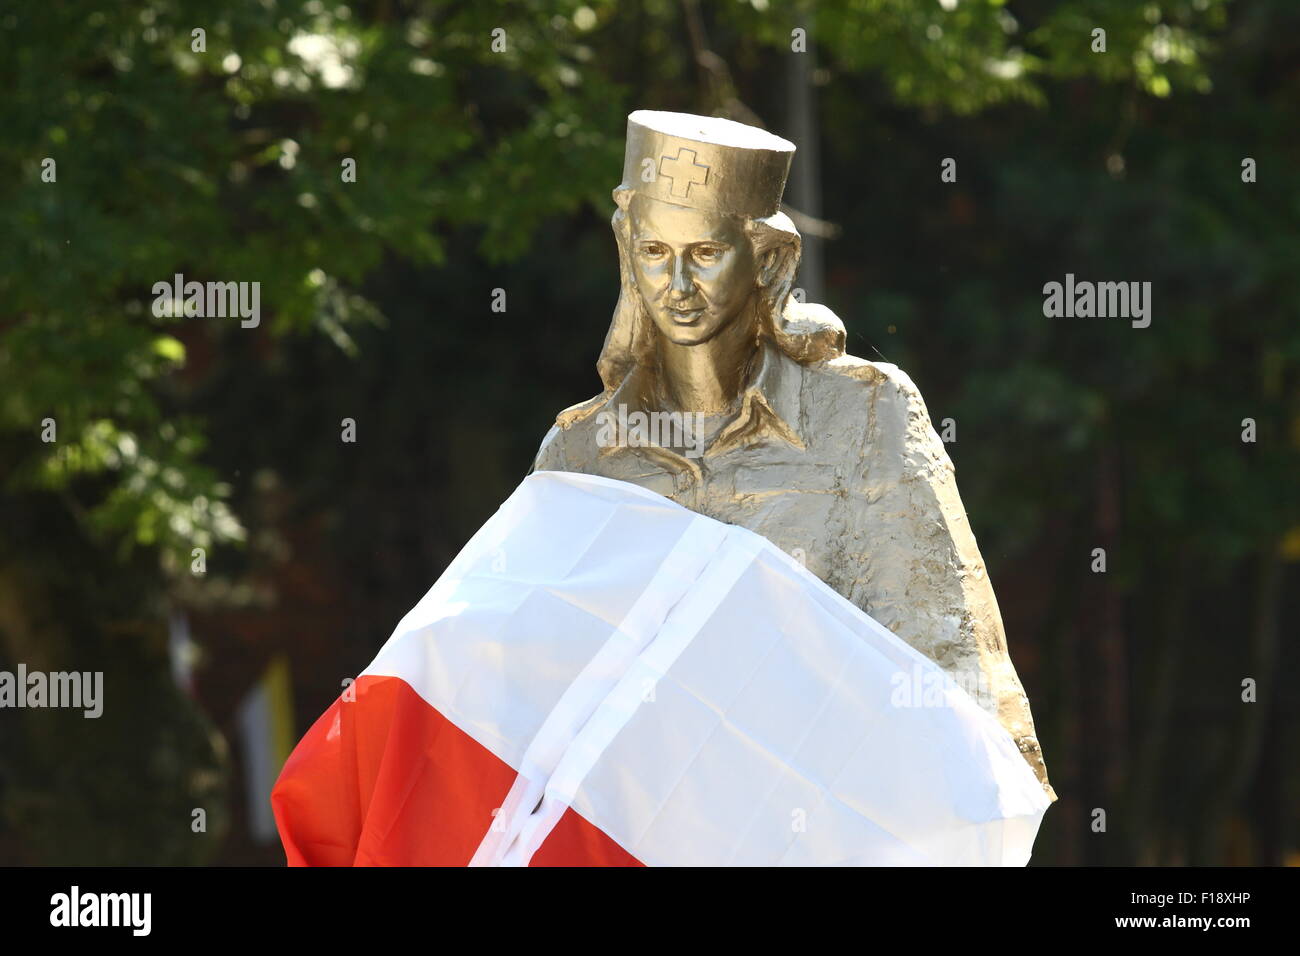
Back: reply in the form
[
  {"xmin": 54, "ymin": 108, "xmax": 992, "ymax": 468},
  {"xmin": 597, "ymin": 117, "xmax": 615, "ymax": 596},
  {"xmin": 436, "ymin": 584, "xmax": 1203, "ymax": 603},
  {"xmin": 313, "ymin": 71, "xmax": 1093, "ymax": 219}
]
[
  {"xmin": 625, "ymin": 193, "xmax": 771, "ymax": 349},
  {"xmin": 598, "ymin": 111, "xmax": 844, "ymax": 391}
]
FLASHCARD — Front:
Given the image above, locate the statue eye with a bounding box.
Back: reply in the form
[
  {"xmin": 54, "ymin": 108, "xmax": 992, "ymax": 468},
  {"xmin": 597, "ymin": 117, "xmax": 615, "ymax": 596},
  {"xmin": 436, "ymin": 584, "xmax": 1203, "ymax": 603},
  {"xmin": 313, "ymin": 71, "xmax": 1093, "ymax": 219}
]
[
  {"xmin": 639, "ymin": 243, "xmax": 668, "ymax": 259},
  {"xmin": 692, "ymin": 245, "xmax": 724, "ymax": 263}
]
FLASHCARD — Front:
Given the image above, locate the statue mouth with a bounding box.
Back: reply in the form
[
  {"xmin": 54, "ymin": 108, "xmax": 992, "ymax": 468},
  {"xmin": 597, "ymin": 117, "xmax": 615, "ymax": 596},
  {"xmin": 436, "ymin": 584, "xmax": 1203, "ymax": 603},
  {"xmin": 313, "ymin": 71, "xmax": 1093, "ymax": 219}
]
[{"xmin": 666, "ymin": 306, "xmax": 705, "ymax": 324}]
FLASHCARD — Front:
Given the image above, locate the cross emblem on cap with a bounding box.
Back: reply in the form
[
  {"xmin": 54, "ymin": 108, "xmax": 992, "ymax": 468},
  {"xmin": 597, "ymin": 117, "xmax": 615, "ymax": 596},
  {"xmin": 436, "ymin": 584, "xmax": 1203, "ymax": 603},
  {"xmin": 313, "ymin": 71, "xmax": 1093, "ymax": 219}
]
[{"xmin": 658, "ymin": 147, "xmax": 710, "ymax": 199}]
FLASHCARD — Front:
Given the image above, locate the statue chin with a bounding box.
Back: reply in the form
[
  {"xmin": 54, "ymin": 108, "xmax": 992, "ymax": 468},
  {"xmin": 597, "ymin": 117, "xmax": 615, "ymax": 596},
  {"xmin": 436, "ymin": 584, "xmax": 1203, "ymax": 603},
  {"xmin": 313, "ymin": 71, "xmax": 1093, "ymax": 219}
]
[{"xmin": 653, "ymin": 319, "xmax": 726, "ymax": 347}]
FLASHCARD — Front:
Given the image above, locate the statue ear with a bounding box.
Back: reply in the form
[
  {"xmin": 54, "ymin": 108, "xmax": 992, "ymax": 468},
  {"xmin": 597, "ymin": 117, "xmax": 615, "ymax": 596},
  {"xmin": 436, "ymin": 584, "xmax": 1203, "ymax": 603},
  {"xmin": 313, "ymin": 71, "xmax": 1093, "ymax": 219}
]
[
  {"xmin": 756, "ymin": 245, "xmax": 786, "ymax": 288},
  {"xmin": 746, "ymin": 215, "xmax": 799, "ymax": 297}
]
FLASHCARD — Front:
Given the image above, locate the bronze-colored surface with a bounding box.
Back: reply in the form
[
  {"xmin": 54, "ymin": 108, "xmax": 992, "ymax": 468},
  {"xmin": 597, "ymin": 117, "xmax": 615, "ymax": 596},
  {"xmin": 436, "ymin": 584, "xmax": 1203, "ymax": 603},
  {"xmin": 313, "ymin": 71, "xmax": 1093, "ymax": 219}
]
[{"xmin": 533, "ymin": 111, "xmax": 1054, "ymax": 797}]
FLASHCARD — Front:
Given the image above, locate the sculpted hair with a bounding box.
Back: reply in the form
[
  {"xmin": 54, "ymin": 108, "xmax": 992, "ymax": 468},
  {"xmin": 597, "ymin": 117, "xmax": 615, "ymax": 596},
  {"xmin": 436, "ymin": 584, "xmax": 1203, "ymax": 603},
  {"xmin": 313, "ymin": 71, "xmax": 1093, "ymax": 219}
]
[{"xmin": 597, "ymin": 186, "xmax": 840, "ymax": 392}]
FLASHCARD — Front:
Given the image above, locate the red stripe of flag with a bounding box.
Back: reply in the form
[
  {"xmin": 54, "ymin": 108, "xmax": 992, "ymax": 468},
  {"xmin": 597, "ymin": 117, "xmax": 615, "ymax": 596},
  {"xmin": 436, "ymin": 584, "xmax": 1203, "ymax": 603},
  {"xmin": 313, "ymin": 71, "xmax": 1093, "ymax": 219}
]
[{"xmin": 273, "ymin": 675, "xmax": 642, "ymax": 866}]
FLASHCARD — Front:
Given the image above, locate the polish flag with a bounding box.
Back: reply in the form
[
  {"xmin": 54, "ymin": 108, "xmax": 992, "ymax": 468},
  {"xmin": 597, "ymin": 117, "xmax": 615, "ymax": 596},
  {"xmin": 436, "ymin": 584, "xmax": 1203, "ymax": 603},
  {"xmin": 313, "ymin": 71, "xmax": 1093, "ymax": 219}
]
[{"xmin": 272, "ymin": 471, "xmax": 1050, "ymax": 866}]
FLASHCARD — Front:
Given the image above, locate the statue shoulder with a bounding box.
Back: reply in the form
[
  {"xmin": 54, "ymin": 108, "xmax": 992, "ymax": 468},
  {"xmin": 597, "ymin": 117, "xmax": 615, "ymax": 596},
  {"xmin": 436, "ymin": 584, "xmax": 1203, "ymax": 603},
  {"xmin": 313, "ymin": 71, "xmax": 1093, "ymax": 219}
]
[
  {"xmin": 532, "ymin": 391, "xmax": 609, "ymax": 473},
  {"xmin": 554, "ymin": 391, "xmax": 610, "ymax": 429},
  {"xmin": 809, "ymin": 352, "xmax": 949, "ymax": 474},
  {"xmin": 810, "ymin": 351, "xmax": 929, "ymax": 413},
  {"xmin": 777, "ymin": 301, "xmax": 931, "ymax": 418}
]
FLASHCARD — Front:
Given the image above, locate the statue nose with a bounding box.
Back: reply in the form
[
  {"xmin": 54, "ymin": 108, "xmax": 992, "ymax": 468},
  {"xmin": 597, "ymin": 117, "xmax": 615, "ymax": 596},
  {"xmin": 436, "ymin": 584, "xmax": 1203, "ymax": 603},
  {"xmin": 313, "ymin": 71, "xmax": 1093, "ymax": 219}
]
[{"xmin": 669, "ymin": 256, "xmax": 695, "ymax": 296}]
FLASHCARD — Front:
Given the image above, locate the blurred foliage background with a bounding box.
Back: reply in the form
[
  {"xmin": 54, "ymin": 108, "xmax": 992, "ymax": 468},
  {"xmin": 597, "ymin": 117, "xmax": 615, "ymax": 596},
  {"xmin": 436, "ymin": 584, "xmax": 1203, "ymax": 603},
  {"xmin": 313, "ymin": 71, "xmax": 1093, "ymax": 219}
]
[{"xmin": 0, "ymin": 0, "xmax": 1295, "ymax": 865}]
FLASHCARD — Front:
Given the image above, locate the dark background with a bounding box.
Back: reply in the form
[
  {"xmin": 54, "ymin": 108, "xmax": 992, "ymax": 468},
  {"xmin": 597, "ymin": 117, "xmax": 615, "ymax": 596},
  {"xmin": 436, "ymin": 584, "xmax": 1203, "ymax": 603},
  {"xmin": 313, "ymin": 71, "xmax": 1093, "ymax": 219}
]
[{"xmin": 0, "ymin": 0, "xmax": 1296, "ymax": 866}]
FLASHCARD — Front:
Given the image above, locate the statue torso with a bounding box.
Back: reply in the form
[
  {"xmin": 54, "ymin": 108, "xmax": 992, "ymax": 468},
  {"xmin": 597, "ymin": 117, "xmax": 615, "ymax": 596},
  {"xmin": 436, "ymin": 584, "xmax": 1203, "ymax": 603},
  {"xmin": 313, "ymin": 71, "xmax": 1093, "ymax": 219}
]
[{"xmin": 533, "ymin": 340, "xmax": 1055, "ymax": 794}]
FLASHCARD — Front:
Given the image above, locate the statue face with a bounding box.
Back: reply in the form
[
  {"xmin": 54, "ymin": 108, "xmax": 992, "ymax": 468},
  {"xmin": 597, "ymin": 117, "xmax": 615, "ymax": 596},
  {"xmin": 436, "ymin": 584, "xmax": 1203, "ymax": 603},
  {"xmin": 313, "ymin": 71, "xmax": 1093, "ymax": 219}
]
[{"xmin": 628, "ymin": 194, "xmax": 758, "ymax": 347}]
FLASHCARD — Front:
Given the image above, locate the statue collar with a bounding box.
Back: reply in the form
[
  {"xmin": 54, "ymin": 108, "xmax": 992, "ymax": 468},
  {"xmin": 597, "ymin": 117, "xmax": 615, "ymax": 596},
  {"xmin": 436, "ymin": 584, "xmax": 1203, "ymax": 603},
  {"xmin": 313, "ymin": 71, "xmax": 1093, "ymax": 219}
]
[{"xmin": 604, "ymin": 338, "xmax": 807, "ymax": 461}]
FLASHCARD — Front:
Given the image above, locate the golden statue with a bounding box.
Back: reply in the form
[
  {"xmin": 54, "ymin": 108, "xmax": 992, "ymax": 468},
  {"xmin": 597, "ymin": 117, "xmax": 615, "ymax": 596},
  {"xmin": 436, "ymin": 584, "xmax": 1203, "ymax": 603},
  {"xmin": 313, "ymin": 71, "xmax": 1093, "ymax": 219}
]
[{"xmin": 534, "ymin": 110, "xmax": 1054, "ymax": 797}]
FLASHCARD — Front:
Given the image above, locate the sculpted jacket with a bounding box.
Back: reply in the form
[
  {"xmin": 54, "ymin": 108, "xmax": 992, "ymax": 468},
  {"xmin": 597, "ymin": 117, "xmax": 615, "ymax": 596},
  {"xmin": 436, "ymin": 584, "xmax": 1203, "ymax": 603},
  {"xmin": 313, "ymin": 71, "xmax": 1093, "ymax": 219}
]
[{"xmin": 534, "ymin": 337, "xmax": 1055, "ymax": 797}]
